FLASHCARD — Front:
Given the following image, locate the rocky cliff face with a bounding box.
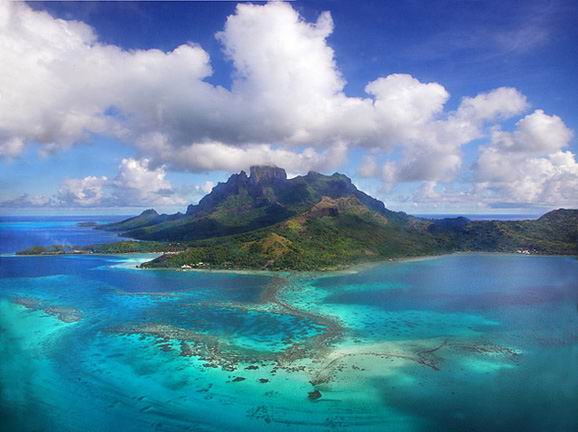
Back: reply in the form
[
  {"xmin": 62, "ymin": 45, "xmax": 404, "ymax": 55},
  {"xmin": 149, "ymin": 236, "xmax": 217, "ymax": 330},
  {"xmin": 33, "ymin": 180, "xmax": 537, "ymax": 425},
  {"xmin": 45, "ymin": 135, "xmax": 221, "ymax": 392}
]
[
  {"xmin": 187, "ymin": 171, "xmax": 250, "ymax": 216},
  {"xmin": 249, "ymin": 166, "xmax": 287, "ymax": 184},
  {"xmin": 186, "ymin": 166, "xmax": 288, "ymax": 215}
]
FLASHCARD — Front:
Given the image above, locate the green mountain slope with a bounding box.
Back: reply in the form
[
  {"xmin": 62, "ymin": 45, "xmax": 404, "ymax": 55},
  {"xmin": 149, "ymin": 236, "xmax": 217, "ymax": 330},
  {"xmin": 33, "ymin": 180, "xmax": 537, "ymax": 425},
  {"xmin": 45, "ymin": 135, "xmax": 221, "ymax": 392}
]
[
  {"xmin": 142, "ymin": 201, "xmax": 578, "ymax": 271},
  {"xmin": 99, "ymin": 166, "xmax": 407, "ymax": 241},
  {"xmin": 97, "ymin": 166, "xmax": 578, "ymax": 271},
  {"xmin": 420, "ymin": 209, "xmax": 578, "ymax": 254},
  {"xmin": 143, "ymin": 196, "xmax": 441, "ymax": 270}
]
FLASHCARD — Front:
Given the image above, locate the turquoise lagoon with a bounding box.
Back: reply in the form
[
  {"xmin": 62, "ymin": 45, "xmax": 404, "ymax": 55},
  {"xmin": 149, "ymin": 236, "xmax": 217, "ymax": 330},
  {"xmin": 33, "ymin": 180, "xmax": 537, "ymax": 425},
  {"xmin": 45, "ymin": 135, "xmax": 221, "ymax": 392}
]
[{"xmin": 1, "ymin": 218, "xmax": 577, "ymax": 431}]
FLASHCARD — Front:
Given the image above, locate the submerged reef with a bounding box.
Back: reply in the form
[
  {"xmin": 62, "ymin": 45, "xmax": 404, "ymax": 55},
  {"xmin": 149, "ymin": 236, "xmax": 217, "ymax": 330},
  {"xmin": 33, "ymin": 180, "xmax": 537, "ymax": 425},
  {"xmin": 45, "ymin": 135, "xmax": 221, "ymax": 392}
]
[
  {"xmin": 4, "ymin": 251, "xmax": 568, "ymax": 431},
  {"xmin": 105, "ymin": 273, "xmax": 523, "ymax": 405},
  {"xmin": 13, "ymin": 297, "xmax": 82, "ymax": 323}
]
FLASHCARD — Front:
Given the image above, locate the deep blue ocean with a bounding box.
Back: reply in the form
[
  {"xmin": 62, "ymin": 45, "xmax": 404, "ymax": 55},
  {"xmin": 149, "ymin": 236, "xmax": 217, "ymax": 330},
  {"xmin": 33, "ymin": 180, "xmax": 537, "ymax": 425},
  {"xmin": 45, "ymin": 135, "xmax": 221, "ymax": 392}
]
[
  {"xmin": 0, "ymin": 216, "xmax": 577, "ymax": 431},
  {"xmin": 0, "ymin": 215, "xmax": 126, "ymax": 254}
]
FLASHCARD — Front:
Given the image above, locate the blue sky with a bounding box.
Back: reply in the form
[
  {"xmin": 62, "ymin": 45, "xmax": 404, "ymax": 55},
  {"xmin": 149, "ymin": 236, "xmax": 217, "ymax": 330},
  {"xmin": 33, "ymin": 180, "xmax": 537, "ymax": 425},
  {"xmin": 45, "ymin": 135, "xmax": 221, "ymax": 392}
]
[{"xmin": 1, "ymin": 0, "xmax": 577, "ymax": 215}]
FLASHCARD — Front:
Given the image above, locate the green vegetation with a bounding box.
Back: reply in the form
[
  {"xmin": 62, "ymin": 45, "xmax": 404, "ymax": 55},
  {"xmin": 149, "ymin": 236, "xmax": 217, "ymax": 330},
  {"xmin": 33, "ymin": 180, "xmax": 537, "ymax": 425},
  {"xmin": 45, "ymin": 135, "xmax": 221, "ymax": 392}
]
[
  {"xmin": 144, "ymin": 201, "xmax": 399, "ymax": 271},
  {"xmin": 16, "ymin": 245, "xmax": 69, "ymax": 255},
  {"xmin": 17, "ymin": 241, "xmax": 185, "ymax": 256},
  {"xmin": 142, "ymin": 198, "xmax": 578, "ymax": 271},
  {"xmin": 427, "ymin": 210, "xmax": 578, "ymax": 255},
  {"xmin": 87, "ymin": 241, "xmax": 185, "ymax": 254},
  {"xmin": 97, "ymin": 166, "xmax": 398, "ymax": 242},
  {"xmin": 20, "ymin": 167, "xmax": 578, "ymax": 270}
]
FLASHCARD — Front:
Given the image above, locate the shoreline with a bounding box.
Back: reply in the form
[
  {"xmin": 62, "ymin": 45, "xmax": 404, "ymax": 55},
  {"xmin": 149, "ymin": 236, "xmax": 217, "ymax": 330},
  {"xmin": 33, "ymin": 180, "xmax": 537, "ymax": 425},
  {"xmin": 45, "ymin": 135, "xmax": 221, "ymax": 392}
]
[
  {"xmin": 5, "ymin": 250, "xmax": 575, "ymax": 275},
  {"xmin": 135, "ymin": 250, "xmax": 575, "ymax": 275}
]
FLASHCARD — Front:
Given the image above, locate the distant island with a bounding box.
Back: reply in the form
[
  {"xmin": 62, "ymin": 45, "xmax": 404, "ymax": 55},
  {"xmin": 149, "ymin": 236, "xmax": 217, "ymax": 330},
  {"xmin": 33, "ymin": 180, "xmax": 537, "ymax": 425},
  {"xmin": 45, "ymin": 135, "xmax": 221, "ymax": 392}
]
[
  {"xmin": 18, "ymin": 166, "xmax": 578, "ymax": 270},
  {"xmin": 76, "ymin": 221, "xmax": 99, "ymax": 228}
]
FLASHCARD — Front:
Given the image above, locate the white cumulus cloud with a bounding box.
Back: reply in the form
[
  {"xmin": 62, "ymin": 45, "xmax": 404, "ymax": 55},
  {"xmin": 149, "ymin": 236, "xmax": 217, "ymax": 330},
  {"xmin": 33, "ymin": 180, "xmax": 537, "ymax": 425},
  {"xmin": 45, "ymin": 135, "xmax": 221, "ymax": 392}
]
[
  {"xmin": 475, "ymin": 110, "xmax": 577, "ymax": 206},
  {"xmin": 1, "ymin": 158, "xmax": 203, "ymax": 209},
  {"xmin": 0, "ymin": 1, "xmax": 575, "ymax": 210},
  {"xmin": 57, "ymin": 176, "xmax": 108, "ymax": 207}
]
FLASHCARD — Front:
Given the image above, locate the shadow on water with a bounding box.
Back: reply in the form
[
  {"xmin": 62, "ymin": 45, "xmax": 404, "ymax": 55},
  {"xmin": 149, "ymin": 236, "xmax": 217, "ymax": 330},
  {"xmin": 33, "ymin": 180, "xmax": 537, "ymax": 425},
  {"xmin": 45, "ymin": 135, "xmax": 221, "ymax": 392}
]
[
  {"xmin": 376, "ymin": 347, "xmax": 578, "ymax": 432},
  {"xmin": 0, "ymin": 314, "xmax": 53, "ymax": 432}
]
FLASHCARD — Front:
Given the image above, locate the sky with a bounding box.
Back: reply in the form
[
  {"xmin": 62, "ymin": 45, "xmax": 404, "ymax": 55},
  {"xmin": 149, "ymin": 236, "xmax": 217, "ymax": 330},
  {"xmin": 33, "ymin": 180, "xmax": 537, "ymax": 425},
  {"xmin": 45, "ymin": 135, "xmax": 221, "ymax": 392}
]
[{"xmin": 1, "ymin": 0, "xmax": 577, "ymax": 216}]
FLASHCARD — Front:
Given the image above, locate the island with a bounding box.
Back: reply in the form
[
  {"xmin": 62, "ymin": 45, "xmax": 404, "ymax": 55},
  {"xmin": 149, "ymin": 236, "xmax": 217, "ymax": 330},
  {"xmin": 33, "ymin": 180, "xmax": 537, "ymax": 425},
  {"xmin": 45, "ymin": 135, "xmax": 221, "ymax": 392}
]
[{"xmin": 18, "ymin": 166, "xmax": 578, "ymax": 271}]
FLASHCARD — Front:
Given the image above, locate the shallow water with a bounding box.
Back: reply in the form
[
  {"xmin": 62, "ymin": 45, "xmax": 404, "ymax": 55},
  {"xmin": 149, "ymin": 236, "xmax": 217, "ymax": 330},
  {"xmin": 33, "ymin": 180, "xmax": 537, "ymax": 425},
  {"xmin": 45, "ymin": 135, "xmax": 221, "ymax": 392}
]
[{"xmin": 1, "ymin": 219, "xmax": 577, "ymax": 431}]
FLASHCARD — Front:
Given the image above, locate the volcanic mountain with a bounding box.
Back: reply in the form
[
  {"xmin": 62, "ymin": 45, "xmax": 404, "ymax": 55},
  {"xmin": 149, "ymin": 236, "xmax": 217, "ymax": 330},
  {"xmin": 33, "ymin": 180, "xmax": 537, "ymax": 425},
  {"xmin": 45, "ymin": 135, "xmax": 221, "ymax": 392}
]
[
  {"xmin": 99, "ymin": 166, "xmax": 578, "ymax": 270},
  {"xmin": 101, "ymin": 166, "xmax": 407, "ymax": 241}
]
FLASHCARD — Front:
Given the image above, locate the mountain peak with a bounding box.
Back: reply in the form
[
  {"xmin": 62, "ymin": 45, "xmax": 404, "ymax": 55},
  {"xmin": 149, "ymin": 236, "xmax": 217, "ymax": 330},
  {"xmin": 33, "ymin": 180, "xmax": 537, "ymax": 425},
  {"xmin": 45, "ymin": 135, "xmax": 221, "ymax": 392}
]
[
  {"xmin": 107, "ymin": 166, "xmax": 405, "ymax": 241},
  {"xmin": 538, "ymin": 208, "xmax": 578, "ymax": 222},
  {"xmin": 140, "ymin": 209, "xmax": 158, "ymax": 216},
  {"xmin": 331, "ymin": 172, "xmax": 352, "ymax": 182},
  {"xmin": 249, "ymin": 165, "xmax": 287, "ymax": 184}
]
